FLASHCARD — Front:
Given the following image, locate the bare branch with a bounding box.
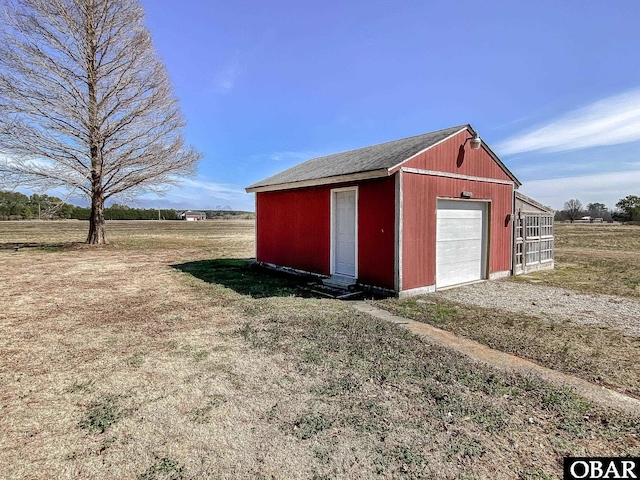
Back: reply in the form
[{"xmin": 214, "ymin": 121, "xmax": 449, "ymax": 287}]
[{"xmin": 0, "ymin": 0, "xmax": 201, "ymax": 243}]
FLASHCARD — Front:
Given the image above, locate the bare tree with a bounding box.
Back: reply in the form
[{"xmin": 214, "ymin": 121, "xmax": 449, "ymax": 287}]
[
  {"xmin": 0, "ymin": 0, "xmax": 201, "ymax": 243},
  {"xmin": 563, "ymin": 199, "xmax": 583, "ymax": 223}
]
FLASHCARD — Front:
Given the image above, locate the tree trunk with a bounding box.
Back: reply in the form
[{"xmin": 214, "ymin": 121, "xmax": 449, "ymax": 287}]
[
  {"xmin": 87, "ymin": 191, "xmax": 106, "ymax": 244},
  {"xmin": 85, "ymin": 1, "xmax": 105, "ymax": 245}
]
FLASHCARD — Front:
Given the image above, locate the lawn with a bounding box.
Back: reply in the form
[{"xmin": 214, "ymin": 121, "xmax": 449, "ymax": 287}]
[
  {"xmin": 375, "ymin": 223, "xmax": 640, "ymax": 402},
  {"xmin": 511, "ymin": 223, "xmax": 640, "ymax": 297},
  {"xmin": 374, "ymin": 297, "xmax": 640, "ymax": 398},
  {"xmin": 0, "ymin": 220, "xmax": 638, "ymax": 479}
]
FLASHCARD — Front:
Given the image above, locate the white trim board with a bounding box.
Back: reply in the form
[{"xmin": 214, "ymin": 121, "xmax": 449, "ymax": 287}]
[
  {"xmin": 510, "ymin": 183, "xmax": 515, "ymax": 275},
  {"xmin": 394, "ymin": 173, "xmax": 399, "ymax": 291},
  {"xmin": 398, "ymin": 284, "xmax": 436, "ymax": 298},
  {"xmin": 246, "ymin": 169, "xmax": 388, "ymax": 193},
  {"xmin": 517, "ymin": 261, "xmax": 554, "ymax": 275},
  {"xmin": 254, "ymin": 193, "xmax": 258, "ymax": 261},
  {"xmin": 489, "ymin": 270, "xmax": 511, "ymax": 280},
  {"xmin": 403, "ymin": 167, "xmax": 515, "ymax": 186},
  {"xmin": 394, "ymin": 171, "xmax": 403, "ymax": 292}
]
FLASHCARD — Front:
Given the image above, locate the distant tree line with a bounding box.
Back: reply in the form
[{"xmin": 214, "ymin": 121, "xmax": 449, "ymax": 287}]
[
  {"xmin": 555, "ymin": 195, "xmax": 640, "ymax": 223},
  {"xmin": 0, "ymin": 191, "xmax": 74, "ymax": 220},
  {"xmin": 0, "ymin": 190, "xmax": 256, "ymax": 221},
  {"xmin": 1, "ymin": 190, "xmax": 177, "ymax": 220},
  {"xmin": 204, "ymin": 210, "xmax": 254, "ymax": 220},
  {"xmin": 75, "ymin": 205, "xmax": 178, "ymax": 221}
]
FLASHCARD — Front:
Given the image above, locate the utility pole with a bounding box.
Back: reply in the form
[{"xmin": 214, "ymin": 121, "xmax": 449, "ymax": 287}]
[
  {"xmin": 158, "ymin": 208, "xmax": 161, "ymax": 221},
  {"xmin": 38, "ymin": 202, "xmax": 40, "ymax": 220}
]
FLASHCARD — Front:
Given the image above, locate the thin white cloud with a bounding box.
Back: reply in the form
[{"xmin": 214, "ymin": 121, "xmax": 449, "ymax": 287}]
[
  {"xmin": 519, "ymin": 170, "xmax": 640, "ymax": 210},
  {"xmin": 137, "ymin": 176, "xmax": 254, "ymax": 211},
  {"xmin": 213, "ymin": 56, "xmax": 243, "ymax": 94},
  {"xmin": 497, "ymin": 88, "xmax": 640, "ymax": 155},
  {"xmin": 514, "ymin": 160, "xmax": 616, "ymax": 178},
  {"xmin": 175, "ymin": 178, "xmax": 249, "ymax": 202}
]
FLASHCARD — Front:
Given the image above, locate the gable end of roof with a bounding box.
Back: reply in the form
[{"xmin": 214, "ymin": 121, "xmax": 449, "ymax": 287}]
[
  {"xmin": 245, "ymin": 124, "xmax": 521, "ymax": 192},
  {"xmin": 515, "ymin": 191, "xmax": 554, "ymax": 213}
]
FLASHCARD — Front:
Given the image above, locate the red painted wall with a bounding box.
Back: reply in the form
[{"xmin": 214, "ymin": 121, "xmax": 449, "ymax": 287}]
[
  {"xmin": 256, "ymin": 128, "xmax": 517, "ymax": 293},
  {"xmin": 402, "ymin": 173, "xmax": 513, "ymax": 291},
  {"xmin": 399, "ymin": 129, "xmax": 515, "ymax": 291},
  {"xmin": 257, "ymin": 187, "xmax": 330, "ymax": 275},
  {"xmin": 394, "ymin": 128, "xmax": 514, "ymax": 182},
  {"xmin": 357, "ymin": 176, "xmax": 396, "ymax": 289},
  {"xmin": 255, "ymin": 176, "xmax": 396, "ymax": 289}
]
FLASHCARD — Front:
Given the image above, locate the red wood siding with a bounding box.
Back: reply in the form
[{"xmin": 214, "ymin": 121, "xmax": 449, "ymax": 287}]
[
  {"xmin": 257, "ymin": 187, "xmax": 330, "ymax": 275},
  {"xmin": 395, "ymin": 128, "xmax": 513, "ymax": 182},
  {"xmin": 402, "ymin": 172, "xmax": 513, "ymax": 290},
  {"xmin": 356, "ymin": 176, "xmax": 395, "ymax": 289},
  {"xmin": 256, "ymin": 177, "xmax": 396, "ymax": 289}
]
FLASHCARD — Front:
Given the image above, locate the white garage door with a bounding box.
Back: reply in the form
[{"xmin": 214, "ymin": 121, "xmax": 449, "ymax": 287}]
[{"xmin": 436, "ymin": 200, "xmax": 487, "ymax": 289}]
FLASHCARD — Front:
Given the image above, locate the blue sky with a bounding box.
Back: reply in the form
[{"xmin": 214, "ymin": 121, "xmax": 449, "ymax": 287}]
[{"xmin": 23, "ymin": 0, "xmax": 640, "ymax": 211}]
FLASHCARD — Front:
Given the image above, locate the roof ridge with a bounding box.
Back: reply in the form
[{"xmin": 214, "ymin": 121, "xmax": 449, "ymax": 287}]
[
  {"xmin": 245, "ymin": 123, "xmax": 517, "ymax": 192},
  {"xmin": 307, "ymin": 124, "xmax": 469, "ymax": 161}
]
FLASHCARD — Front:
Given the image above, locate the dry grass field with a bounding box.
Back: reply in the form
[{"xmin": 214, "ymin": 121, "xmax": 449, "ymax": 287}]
[
  {"xmin": 1, "ymin": 220, "xmax": 638, "ymax": 479},
  {"xmin": 375, "ymin": 297, "xmax": 640, "ymax": 398},
  {"xmin": 377, "ymin": 223, "xmax": 640, "ymax": 401},
  {"xmin": 513, "ymin": 223, "xmax": 640, "ymax": 298}
]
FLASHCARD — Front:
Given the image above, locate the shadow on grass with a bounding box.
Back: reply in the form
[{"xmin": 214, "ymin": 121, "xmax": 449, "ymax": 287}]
[
  {"xmin": 0, "ymin": 242, "xmax": 84, "ymax": 251},
  {"xmin": 171, "ymin": 258, "xmax": 310, "ymax": 299}
]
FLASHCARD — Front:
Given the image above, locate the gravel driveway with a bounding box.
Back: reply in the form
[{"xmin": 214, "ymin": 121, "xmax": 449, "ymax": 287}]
[{"xmin": 437, "ymin": 280, "xmax": 640, "ymax": 337}]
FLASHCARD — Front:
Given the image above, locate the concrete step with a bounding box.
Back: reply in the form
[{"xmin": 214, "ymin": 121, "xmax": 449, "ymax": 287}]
[{"xmin": 322, "ymin": 274, "xmax": 357, "ymax": 289}]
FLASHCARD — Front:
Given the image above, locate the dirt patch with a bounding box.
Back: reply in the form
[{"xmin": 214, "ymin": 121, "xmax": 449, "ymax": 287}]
[{"xmin": 439, "ymin": 280, "xmax": 640, "ymax": 337}]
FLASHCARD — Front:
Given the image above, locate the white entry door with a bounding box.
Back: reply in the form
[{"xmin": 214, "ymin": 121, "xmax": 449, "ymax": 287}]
[
  {"xmin": 436, "ymin": 200, "xmax": 487, "ymax": 288},
  {"xmin": 332, "ymin": 189, "xmax": 357, "ymax": 277}
]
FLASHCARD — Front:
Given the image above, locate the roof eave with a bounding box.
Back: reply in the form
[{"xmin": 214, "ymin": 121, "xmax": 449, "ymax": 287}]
[
  {"xmin": 515, "ymin": 191, "xmax": 554, "ymax": 213},
  {"xmin": 481, "ymin": 141, "xmax": 522, "ymax": 187},
  {"xmin": 245, "ymin": 168, "xmax": 390, "ymax": 193}
]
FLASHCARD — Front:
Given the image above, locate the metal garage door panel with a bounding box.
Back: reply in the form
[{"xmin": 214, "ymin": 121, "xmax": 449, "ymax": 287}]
[{"xmin": 436, "ymin": 201, "xmax": 486, "ymax": 288}]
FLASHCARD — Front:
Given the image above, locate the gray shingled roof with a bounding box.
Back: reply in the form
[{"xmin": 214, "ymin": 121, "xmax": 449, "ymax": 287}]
[
  {"xmin": 247, "ymin": 125, "xmax": 468, "ymax": 190},
  {"xmin": 515, "ymin": 192, "xmax": 554, "ymax": 213}
]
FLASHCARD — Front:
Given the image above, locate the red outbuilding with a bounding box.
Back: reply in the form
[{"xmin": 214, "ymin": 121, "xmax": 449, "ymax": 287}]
[{"xmin": 246, "ymin": 125, "xmax": 553, "ymax": 297}]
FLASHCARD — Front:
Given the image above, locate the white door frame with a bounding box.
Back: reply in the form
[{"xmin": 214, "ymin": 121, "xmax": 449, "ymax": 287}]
[
  {"xmin": 330, "ymin": 186, "xmax": 358, "ymax": 278},
  {"xmin": 435, "ymin": 197, "xmax": 490, "ymax": 289}
]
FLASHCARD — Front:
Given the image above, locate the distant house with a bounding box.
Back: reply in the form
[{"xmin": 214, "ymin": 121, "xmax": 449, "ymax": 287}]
[
  {"xmin": 575, "ymin": 215, "xmax": 603, "ymax": 224},
  {"xmin": 177, "ymin": 211, "xmax": 206, "ymax": 221},
  {"xmin": 246, "ymin": 124, "xmax": 554, "ymax": 297}
]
